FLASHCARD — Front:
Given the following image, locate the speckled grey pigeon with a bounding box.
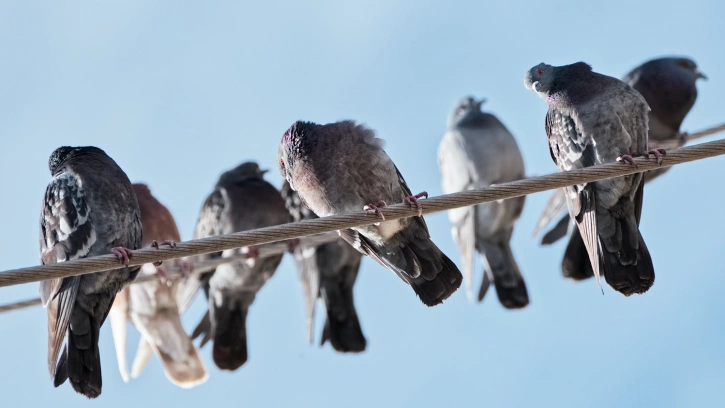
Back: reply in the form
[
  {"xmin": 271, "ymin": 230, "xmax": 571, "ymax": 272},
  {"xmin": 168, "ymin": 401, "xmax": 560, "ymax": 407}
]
[
  {"xmin": 278, "ymin": 120, "xmax": 463, "ymax": 307},
  {"xmin": 438, "ymin": 96, "xmax": 528, "ymax": 308},
  {"xmin": 281, "ymin": 180, "xmax": 366, "ymax": 353},
  {"xmin": 524, "ymin": 62, "xmax": 658, "ymax": 296},
  {"xmin": 39, "ymin": 146, "xmax": 142, "ymax": 398},
  {"xmin": 109, "ymin": 183, "xmax": 207, "ymax": 389},
  {"xmin": 533, "ymin": 57, "xmax": 706, "ymax": 279},
  {"xmin": 187, "ymin": 162, "xmax": 290, "ymax": 371}
]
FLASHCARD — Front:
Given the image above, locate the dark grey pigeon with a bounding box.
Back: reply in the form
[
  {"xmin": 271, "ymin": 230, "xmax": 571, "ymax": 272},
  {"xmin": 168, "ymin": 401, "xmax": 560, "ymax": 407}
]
[
  {"xmin": 281, "ymin": 180, "xmax": 366, "ymax": 353},
  {"xmin": 438, "ymin": 96, "xmax": 529, "ymax": 308},
  {"xmin": 534, "ymin": 57, "xmax": 706, "ymax": 279},
  {"xmin": 524, "ymin": 62, "xmax": 658, "ymax": 296},
  {"xmin": 186, "ymin": 162, "xmax": 290, "ymax": 371},
  {"xmin": 278, "ymin": 120, "xmax": 463, "ymax": 307},
  {"xmin": 39, "ymin": 146, "xmax": 143, "ymax": 399}
]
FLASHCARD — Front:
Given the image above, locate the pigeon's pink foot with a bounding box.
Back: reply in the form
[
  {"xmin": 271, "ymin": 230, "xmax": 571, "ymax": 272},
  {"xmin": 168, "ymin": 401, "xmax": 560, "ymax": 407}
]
[
  {"xmin": 152, "ymin": 240, "xmax": 177, "ymax": 249},
  {"xmin": 645, "ymin": 148, "xmax": 667, "ymax": 165},
  {"xmin": 178, "ymin": 258, "xmax": 195, "ymax": 277},
  {"xmin": 154, "ymin": 265, "xmax": 169, "ymax": 279},
  {"xmin": 286, "ymin": 238, "xmax": 300, "ymax": 253},
  {"xmin": 363, "ymin": 201, "xmax": 387, "ymax": 220},
  {"xmin": 404, "ymin": 191, "xmax": 428, "ymax": 217},
  {"xmin": 243, "ymin": 245, "xmax": 260, "ymax": 260},
  {"xmin": 616, "ymin": 154, "xmax": 637, "ymax": 168},
  {"xmin": 111, "ymin": 247, "xmax": 133, "ymax": 266}
]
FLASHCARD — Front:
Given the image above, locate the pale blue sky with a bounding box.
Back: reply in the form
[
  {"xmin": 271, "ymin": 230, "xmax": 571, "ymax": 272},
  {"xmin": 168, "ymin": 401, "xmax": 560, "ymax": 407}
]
[{"xmin": 1, "ymin": 1, "xmax": 724, "ymax": 407}]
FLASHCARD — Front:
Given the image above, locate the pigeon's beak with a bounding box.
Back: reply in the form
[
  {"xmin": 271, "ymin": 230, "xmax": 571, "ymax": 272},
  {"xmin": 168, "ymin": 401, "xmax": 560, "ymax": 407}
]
[
  {"xmin": 260, "ymin": 169, "xmax": 270, "ymax": 175},
  {"xmin": 476, "ymin": 98, "xmax": 487, "ymax": 108},
  {"xmin": 694, "ymin": 68, "xmax": 708, "ymax": 80}
]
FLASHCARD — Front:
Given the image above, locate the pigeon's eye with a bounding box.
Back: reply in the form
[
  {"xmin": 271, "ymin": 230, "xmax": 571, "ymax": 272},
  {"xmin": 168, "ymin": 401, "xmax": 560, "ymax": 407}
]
[
  {"xmin": 537, "ymin": 69, "xmax": 544, "ymax": 76},
  {"xmin": 679, "ymin": 60, "xmax": 689, "ymax": 68},
  {"xmin": 279, "ymin": 159, "xmax": 285, "ymax": 168}
]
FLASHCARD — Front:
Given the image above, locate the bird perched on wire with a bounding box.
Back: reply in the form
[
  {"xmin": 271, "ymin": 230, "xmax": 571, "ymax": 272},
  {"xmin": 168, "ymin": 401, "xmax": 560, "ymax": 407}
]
[
  {"xmin": 39, "ymin": 146, "xmax": 144, "ymax": 398},
  {"xmin": 524, "ymin": 62, "xmax": 658, "ymax": 296},
  {"xmin": 185, "ymin": 162, "xmax": 291, "ymax": 371},
  {"xmin": 281, "ymin": 180, "xmax": 367, "ymax": 353},
  {"xmin": 108, "ymin": 183, "xmax": 208, "ymax": 389},
  {"xmin": 532, "ymin": 57, "xmax": 707, "ymax": 280},
  {"xmin": 278, "ymin": 120, "xmax": 463, "ymax": 306},
  {"xmin": 438, "ymin": 96, "xmax": 529, "ymax": 308}
]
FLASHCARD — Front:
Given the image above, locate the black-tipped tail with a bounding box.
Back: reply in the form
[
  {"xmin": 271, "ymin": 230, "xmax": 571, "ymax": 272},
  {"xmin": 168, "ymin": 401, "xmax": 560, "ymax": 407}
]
[
  {"xmin": 53, "ymin": 308, "xmax": 103, "ymax": 399},
  {"xmin": 603, "ymin": 232, "xmax": 655, "ymax": 296},
  {"xmin": 320, "ymin": 285, "xmax": 366, "ymax": 353},
  {"xmin": 561, "ymin": 228, "xmax": 595, "ymax": 281},
  {"xmin": 192, "ymin": 298, "xmax": 250, "ymax": 371},
  {"xmin": 477, "ymin": 239, "xmax": 529, "ymax": 309},
  {"xmin": 408, "ymin": 250, "xmax": 463, "ymax": 307}
]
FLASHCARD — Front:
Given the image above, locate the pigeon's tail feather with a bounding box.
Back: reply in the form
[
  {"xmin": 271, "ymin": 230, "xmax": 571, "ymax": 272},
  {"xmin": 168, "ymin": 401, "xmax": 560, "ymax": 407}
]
[
  {"xmin": 195, "ymin": 294, "xmax": 253, "ymax": 371},
  {"xmin": 541, "ymin": 214, "xmax": 571, "ymax": 245},
  {"xmin": 561, "ymin": 227, "xmax": 595, "ymax": 281},
  {"xmin": 602, "ymin": 228, "xmax": 655, "ymax": 296},
  {"xmin": 477, "ymin": 239, "xmax": 529, "ymax": 309},
  {"xmin": 57, "ymin": 307, "xmax": 103, "ymax": 399},
  {"xmin": 132, "ymin": 312, "xmax": 208, "ymax": 388},
  {"xmin": 405, "ymin": 243, "xmax": 463, "ymax": 307},
  {"xmin": 319, "ymin": 283, "xmax": 366, "ymax": 353}
]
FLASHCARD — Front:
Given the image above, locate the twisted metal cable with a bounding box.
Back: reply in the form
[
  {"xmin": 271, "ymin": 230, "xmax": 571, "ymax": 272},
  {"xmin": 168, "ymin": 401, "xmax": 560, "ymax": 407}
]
[{"xmin": 0, "ymin": 130, "xmax": 725, "ymax": 315}]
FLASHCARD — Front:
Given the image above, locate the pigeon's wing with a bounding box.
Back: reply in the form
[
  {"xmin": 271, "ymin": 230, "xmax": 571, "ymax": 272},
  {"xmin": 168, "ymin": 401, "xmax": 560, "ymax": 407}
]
[
  {"xmin": 281, "ymin": 181, "xmax": 321, "ymax": 343},
  {"xmin": 38, "ymin": 172, "xmax": 96, "ymax": 375},
  {"xmin": 533, "ymin": 188, "xmax": 568, "ymax": 240},
  {"xmin": 337, "ymin": 229, "xmax": 409, "ymax": 284},
  {"xmin": 176, "ymin": 188, "xmax": 226, "ymax": 314},
  {"xmin": 545, "ymin": 108, "xmax": 601, "ymax": 286},
  {"xmin": 438, "ymin": 131, "xmax": 478, "ymax": 301}
]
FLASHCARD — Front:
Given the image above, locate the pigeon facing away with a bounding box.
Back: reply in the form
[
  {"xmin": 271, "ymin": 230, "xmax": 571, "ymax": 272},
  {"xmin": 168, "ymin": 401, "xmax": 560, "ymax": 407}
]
[
  {"xmin": 281, "ymin": 180, "xmax": 366, "ymax": 353},
  {"xmin": 438, "ymin": 97, "xmax": 529, "ymax": 308},
  {"xmin": 188, "ymin": 162, "xmax": 290, "ymax": 371},
  {"xmin": 524, "ymin": 62, "xmax": 657, "ymax": 296},
  {"xmin": 278, "ymin": 120, "xmax": 463, "ymax": 306},
  {"xmin": 533, "ymin": 57, "xmax": 706, "ymax": 279},
  {"xmin": 39, "ymin": 146, "xmax": 142, "ymax": 398},
  {"xmin": 108, "ymin": 183, "xmax": 208, "ymax": 389}
]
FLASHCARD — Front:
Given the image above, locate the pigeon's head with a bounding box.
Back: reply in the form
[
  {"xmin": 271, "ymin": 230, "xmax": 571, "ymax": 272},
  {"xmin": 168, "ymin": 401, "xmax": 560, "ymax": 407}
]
[
  {"xmin": 278, "ymin": 121, "xmax": 317, "ymax": 191},
  {"xmin": 524, "ymin": 63, "xmax": 556, "ymax": 96},
  {"xmin": 448, "ymin": 96, "xmax": 486, "ymax": 127},
  {"xmin": 218, "ymin": 161, "xmax": 268, "ymax": 185},
  {"xmin": 48, "ymin": 146, "xmax": 79, "ymax": 174},
  {"xmin": 667, "ymin": 57, "xmax": 707, "ymax": 81}
]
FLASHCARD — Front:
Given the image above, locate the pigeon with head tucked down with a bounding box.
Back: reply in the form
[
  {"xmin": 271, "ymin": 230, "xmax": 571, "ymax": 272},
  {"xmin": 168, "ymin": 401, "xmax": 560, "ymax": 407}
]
[
  {"xmin": 533, "ymin": 56, "xmax": 706, "ymax": 281},
  {"xmin": 108, "ymin": 183, "xmax": 207, "ymax": 389},
  {"xmin": 39, "ymin": 146, "xmax": 142, "ymax": 398},
  {"xmin": 278, "ymin": 120, "xmax": 462, "ymax": 307},
  {"xmin": 438, "ymin": 96, "xmax": 529, "ymax": 308},
  {"xmin": 187, "ymin": 162, "xmax": 290, "ymax": 371},
  {"xmin": 524, "ymin": 61, "xmax": 656, "ymax": 296}
]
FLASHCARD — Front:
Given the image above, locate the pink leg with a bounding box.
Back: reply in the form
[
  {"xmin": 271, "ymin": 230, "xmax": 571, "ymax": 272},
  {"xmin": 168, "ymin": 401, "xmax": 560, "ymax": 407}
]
[
  {"xmin": 243, "ymin": 245, "xmax": 260, "ymax": 260},
  {"xmin": 286, "ymin": 238, "xmax": 300, "ymax": 253},
  {"xmin": 154, "ymin": 265, "xmax": 169, "ymax": 279},
  {"xmin": 643, "ymin": 148, "xmax": 667, "ymax": 165},
  {"xmin": 616, "ymin": 154, "xmax": 638, "ymax": 168},
  {"xmin": 363, "ymin": 201, "xmax": 387, "ymax": 220},
  {"xmin": 178, "ymin": 258, "xmax": 195, "ymax": 277},
  {"xmin": 111, "ymin": 247, "xmax": 133, "ymax": 266},
  {"xmin": 404, "ymin": 191, "xmax": 429, "ymax": 217},
  {"xmin": 152, "ymin": 240, "xmax": 177, "ymax": 249}
]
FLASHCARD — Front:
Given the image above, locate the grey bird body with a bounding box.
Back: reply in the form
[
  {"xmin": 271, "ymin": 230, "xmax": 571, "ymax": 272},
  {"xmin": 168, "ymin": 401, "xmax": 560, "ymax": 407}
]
[
  {"xmin": 39, "ymin": 146, "xmax": 142, "ymax": 398},
  {"xmin": 438, "ymin": 97, "xmax": 528, "ymax": 308},
  {"xmin": 281, "ymin": 181, "xmax": 366, "ymax": 353},
  {"xmin": 109, "ymin": 183, "xmax": 207, "ymax": 389},
  {"xmin": 189, "ymin": 162, "xmax": 289, "ymax": 371},
  {"xmin": 533, "ymin": 57, "xmax": 706, "ymax": 280},
  {"xmin": 278, "ymin": 120, "xmax": 462, "ymax": 307},
  {"xmin": 524, "ymin": 62, "xmax": 655, "ymax": 296}
]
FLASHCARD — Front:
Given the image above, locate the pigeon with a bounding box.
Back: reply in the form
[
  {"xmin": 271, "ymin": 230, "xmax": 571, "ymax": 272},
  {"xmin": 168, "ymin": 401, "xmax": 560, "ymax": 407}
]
[
  {"xmin": 535, "ymin": 57, "xmax": 707, "ymax": 248},
  {"xmin": 524, "ymin": 62, "xmax": 657, "ymax": 296},
  {"xmin": 187, "ymin": 162, "xmax": 290, "ymax": 371},
  {"xmin": 281, "ymin": 180, "xmax": 366, "ymax": 353},
  {"xmin": 438, "ymin": 96, "xmax": 529, "ymax": 308},
  {"xmin": 278, "ymin": 120, "xmax": 463, "ymax": 306},
  {"xmin": 39, "ymin": 146, "xmax": 143, "ymax": 398},
  {"xmin": 108, "ymin": 183, "xmax": 208, "ymax": 389}
]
